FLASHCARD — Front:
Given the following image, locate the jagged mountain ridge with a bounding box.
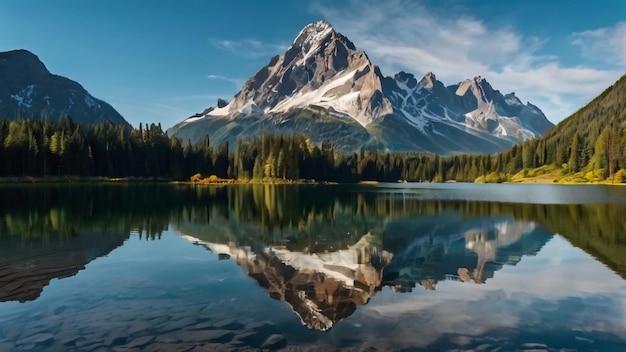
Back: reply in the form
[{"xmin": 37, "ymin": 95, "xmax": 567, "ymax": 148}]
[
  {"xmin": 180, "ymin": 233, "xmax": 391, "ymax": 331},
  {"xmin": 0, "ymin": 49, "xmax": 130, "ymax": 127},
  {"xmin": 168, "ymin": 21, "xmax": 553, "ymax": 154},
  {"xmin": 226, "ymin": 21, "xmax": 392, "ymax": 126}
]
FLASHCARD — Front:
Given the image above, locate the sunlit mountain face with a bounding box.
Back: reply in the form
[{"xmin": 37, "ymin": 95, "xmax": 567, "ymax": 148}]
[{"xmin": 168, "ymin": 21, "xmax": 552, "ymax": 154}]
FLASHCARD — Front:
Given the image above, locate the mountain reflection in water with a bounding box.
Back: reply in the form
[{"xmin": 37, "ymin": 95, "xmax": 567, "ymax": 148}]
[
  {"xmin": 0, "ymin": 232, "xmax": 128, "ymax": 302},
  {"xmin": 382, "ymin": 216, "xmax": 549, "ymax": 290},
  {"xmin": 178, "ymin": 214, "xmax": 548, "ymax": 331},
  {"xmin": 181, "ymin": 233, "xmax": 391, "ymax": 331},
  {"xmin": 1, "ymin": 184, "xmax": 626, "ymax": 350}
]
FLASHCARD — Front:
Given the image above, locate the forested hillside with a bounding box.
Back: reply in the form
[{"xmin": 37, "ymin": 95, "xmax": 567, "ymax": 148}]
[
  {"xmin": 0, "ymin": 117, "xmax": 490, "ymax": 182},
  {"xmin": 505, "ymin": 73, "xmax": 626, "ymax": 181},
  {"xmin": 0, "ymin": 117, "xmax": 227, "ymax": 179},
  {"xmin": 1, "ymin": 74, "xmax": 624, "ymax": 183}
]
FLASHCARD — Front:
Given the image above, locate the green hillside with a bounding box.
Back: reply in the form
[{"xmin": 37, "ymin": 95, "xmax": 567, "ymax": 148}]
[{"xmin": 505, "ymin": 73, "xmax": 626, "ymax": 182}]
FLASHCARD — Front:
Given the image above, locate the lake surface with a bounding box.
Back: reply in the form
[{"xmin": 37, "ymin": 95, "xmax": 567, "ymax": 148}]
[{"xmin": 1, "ymin": 183, "xmax": 626, "ymax": 351}]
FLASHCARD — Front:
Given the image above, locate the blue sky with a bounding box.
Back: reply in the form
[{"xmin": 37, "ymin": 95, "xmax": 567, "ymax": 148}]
[{"xmin": 1, "ymin": 0, "xmax": 625, "ymax": 129}]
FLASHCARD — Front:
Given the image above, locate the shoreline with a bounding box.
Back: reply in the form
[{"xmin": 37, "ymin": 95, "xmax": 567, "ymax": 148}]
[
  {"xmin": 0, "ymin": 176, "xmax": 318, "ymax": 185},
  {"xmin": 0, "ymin": 176, "xmax": 623, "ymax": 186}
]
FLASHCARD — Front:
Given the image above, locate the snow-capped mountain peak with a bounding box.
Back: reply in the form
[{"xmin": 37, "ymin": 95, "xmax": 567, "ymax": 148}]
[
  {"xmin": 418, "ymin": 72, "xmax": 437, "ymax": 90},
  {"xmin": 168, "ymin": 21, "xmax": 553, "ymax": 154},
  {"xmin": 204, "ymin": 21, "xmax": 391, "ymax": 127},
  {"xmin": 292, "ymin": 20, "xmax": 339, "ymax": 53}
]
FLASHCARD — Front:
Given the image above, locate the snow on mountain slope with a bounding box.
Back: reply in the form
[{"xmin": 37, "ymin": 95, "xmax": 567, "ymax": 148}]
[
  {"xmin": 168, "ymin": 21, "xmax": 553, "ymax": 154},
  {"xmin": 205, "ymin": 20, "xmax": 392, "ymax": 127},
  {"xmin": 269, "ymin": 64, "xmax": 392, "ymax": 126},
  {"xmin": 455, "ymin": 76, "xmax": 545, "ymax": 140},
  {"xmin": 0, "ymin": 49, "xmax": 130, "ymax": 127}
]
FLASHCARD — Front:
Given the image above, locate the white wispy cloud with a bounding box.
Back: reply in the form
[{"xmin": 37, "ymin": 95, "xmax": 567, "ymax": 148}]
[
  {"xmin": 207, "ymin": 74, "xmax": 245, "ymax": 88},
  {"xmin": 209, "ymin": 38, "xmax": 287, "ymax": 58},
  {"xmin": 571, "ymin": 21, "xmax": 626, "ymax": 68},
  {"xmin": 314, "ymin": 0, "xmax": 623, "ymax": 123}
]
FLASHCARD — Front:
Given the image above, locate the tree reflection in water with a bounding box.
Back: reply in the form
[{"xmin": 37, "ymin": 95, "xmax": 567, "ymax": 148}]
[{"xmin": 1, "ymin": 184, "xmax": 625, "ymax": 333}]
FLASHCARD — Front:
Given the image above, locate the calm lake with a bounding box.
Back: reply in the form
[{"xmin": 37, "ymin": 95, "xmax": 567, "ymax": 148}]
[{"xmin": 1, "ymin": 183, "xmax": 626, "ymax": 351}]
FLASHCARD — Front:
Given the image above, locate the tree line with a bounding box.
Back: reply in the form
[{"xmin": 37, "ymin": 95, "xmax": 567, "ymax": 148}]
[
  {"xmin": 521, "ymin": 73, "xmax": 626, "ymax": 182},
  {"xmin": 1, "ymin": 73, "xmax": 625, "ymax": 183},
  {"xmin": 0, "ymin": 115, "xmax": 534, "ymax": 182},
  {"xmin": 0, "ymin": 117, "xmax": 225, "ymax": 179},
  {"xmin": 1, "ymin": 116, "xmax": 626, "ymax": 183}
]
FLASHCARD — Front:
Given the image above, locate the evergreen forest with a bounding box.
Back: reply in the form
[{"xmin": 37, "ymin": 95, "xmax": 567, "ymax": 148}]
[{"xmin": 1, "ymin": 74, "xmax": 625, "ymax": 183}]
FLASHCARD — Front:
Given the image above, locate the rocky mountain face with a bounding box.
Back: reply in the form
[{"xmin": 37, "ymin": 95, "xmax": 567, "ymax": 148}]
[
  {"xmin": 168, "ymin": 21, "xmax": 553, "ymax": 154},
  {"xmin": 0, "ymin": 49, "xmax": 130, "ymax": 127},
  {"xmin": 227, "ymin": 21, "xmax": 392, "ymax": 127},
  {"xmin": 180, "ymin": 233, "xmax": 392, "ymax": 331}
]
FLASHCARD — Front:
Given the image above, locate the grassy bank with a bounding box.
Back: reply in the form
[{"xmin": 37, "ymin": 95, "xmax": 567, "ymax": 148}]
[
  {"xmin": 3, "ymin": 168, "xmax": 625, "ymax": 186},
  {"xmin": 505, "ymin": 165, "xmax": 625, "ymax": 185}
]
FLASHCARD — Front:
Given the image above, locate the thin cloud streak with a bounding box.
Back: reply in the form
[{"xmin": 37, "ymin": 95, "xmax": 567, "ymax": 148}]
[
  {"xmin": 209, "ymin": 38, "xmax": 287, "ymax": 59},
  {"xmin": 314, "ymin": 0, "xmax": 622, "ymax": 123},
  {"xmin": 207, "ymin": 74, "xmax": 245, "ymax": 88}
]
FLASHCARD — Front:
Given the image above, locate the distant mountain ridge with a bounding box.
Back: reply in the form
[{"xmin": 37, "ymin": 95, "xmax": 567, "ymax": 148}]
[
  {"xmin": 0, "ymin": 49, "xmax": 129, "ymax": 127},
  {"xmin": 168, "ymin": 21, "xmax": 553, "ymax": 154}
]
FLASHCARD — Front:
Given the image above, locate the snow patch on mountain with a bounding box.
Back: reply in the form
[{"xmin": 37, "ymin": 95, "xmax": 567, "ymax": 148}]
[
  {"xmin": 169, "ymin": 21, "xmax": 553, "ymax": 154},
  {"xmin": 271, "ymin": 68, "xmax": 362, "ymax": 112},
  {"xmin": 464, "ymin": 100, "xmax": 536, "ymax": 140},
  {"xmin": 267, "ymin": 66, "xmax": 388, "ymax": 126},
  {"xmin": 295, "ymin": 21, "xmax": 334, "ymax": 64},
  {"xmin": 504, "ymin": 93, "xmax": 522, "ymax": 106},
  {"xmin": 395, "ymin": 74, "xmax": 417, "ymax": 95},
  {"xmin": 179, "ymin": 231, "xmax": 380, "ymax": 288},
  {"xmin": 207, "ymin": 105, "xmax": 230, "ymax": 117},
  {"xmin": 11, "ymin": 84, "xmax": 36, "ymax": 108},
  {"xmin": 181, "ymin": 115, "xmax": 205, "ymax": 124},
  {"xmin": 84, "ymin": 94, "xmax": 100, "ymax": 109},
  {"xmin": 399, "ymin": 108, "xmax": 429, "ymax": 133}
]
